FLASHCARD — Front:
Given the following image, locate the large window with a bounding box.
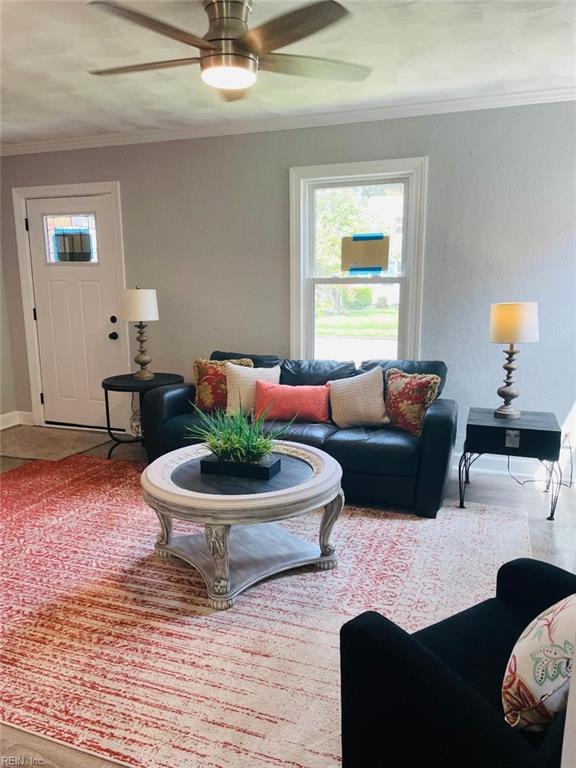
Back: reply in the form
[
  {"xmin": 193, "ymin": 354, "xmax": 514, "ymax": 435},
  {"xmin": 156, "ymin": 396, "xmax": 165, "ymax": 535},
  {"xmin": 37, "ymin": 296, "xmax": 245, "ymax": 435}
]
[{"xmin": 290, "ymin": 158, "xmax": 427, "ymax": 363}]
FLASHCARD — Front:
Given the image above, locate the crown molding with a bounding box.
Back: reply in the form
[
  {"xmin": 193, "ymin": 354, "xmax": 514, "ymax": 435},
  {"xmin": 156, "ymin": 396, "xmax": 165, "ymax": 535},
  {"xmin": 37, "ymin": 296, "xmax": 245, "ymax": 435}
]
[{"xmin": 2, "ymin": 87, "xmax": 574, "ymax": 157}]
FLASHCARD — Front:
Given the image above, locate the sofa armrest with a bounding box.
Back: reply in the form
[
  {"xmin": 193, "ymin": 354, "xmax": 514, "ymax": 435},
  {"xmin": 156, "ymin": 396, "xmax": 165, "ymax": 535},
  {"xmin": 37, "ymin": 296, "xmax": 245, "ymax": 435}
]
[
  {"xmin": 340, "ymin": 611, "xmax": 546, "ymax": 768},
  {"xmin": 496, "ymin": 558, "xmax": 576, "ymax": 625},
  {"xmin": 142, "ymin": 383, "xmax": 195, "ymax": 461},
  {"xmin": 414, "ymin": 397, "xmax": 458, "ymax": 517}
]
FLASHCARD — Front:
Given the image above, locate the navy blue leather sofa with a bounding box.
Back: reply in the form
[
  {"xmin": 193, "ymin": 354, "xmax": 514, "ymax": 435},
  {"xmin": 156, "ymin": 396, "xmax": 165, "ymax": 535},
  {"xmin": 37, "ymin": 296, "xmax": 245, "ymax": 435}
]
[{"xmin": 142, "ymin": 350, "xmax": 458, "ymax": 517}]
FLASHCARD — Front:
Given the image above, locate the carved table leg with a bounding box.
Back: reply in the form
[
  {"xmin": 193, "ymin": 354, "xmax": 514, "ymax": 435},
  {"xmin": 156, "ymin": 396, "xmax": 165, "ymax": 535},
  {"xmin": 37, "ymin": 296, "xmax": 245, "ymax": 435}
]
[
  {"xmin": 205, "ymin": 524, "xmax": 233, "ymax": 608},
  {"xmin": 152, "ymin": 508, "xmax": 173, "ymax": 558},
  {"xmin": 318, "ymin": 490, "xmax": 344, "ymax": 569}
]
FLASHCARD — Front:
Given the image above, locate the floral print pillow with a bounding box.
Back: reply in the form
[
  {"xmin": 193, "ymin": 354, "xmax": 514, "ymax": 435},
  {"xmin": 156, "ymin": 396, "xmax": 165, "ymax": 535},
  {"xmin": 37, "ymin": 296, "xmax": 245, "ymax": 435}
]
[
  {"xmin": 193, "ymin": 359, "xmax": 253, "ymax": 412},
  {"xmin": 502, "ymin": 593, "xmax": 575, "ymax": 731},
  {"xmin": 384, "ymin": 368, "xmax": 440, "ymax": 436}
]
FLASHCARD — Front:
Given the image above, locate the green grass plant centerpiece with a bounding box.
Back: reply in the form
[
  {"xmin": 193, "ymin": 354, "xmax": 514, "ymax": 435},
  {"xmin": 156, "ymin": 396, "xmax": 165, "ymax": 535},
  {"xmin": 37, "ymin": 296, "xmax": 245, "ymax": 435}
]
[{"xmin": 185, "ymin": 406, "xmax": 291, "ymax": 479}]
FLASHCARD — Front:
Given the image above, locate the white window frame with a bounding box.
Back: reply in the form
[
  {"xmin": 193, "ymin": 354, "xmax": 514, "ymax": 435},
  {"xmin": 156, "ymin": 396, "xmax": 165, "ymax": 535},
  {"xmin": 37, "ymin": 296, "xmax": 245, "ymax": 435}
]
[{"xmin": 290, "ymin": 157, "xmax": 428, "ymax": 361}]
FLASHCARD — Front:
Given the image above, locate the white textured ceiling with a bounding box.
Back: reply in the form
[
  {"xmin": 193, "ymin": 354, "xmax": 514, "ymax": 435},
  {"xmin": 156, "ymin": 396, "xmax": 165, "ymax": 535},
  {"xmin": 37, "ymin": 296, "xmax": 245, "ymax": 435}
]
[{"xmin": 1, "ymin": 0, "xmax": 575, "ymax": 151}]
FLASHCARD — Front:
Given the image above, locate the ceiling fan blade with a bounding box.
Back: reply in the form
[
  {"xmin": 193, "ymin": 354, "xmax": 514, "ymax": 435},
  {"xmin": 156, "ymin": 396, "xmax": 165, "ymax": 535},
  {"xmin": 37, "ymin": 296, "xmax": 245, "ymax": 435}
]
[
  {"xmin": 89, "ymin": 1, "xmax": 216, "ymax": 50},
  {"xmin": 90, "ymin": 57, "xmax": 200, "ymax": 76},
  {"xmin": 259, "ymin": 53, "xmax": 371, "ymax": 82},
  {"xmin": 220, "ymin": 89, "xmax": 249, "ymax": 102},
  {"xmin": 240, "ymin": 0, "xmax": 348, "ymax": 55}
]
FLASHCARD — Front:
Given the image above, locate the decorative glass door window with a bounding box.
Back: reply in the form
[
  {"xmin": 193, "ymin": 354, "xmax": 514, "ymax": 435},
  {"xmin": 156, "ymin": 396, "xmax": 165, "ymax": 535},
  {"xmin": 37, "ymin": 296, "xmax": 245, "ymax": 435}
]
[{"xmin": 43, "ymin": 213, "xmax": 98, "ymax": 263}]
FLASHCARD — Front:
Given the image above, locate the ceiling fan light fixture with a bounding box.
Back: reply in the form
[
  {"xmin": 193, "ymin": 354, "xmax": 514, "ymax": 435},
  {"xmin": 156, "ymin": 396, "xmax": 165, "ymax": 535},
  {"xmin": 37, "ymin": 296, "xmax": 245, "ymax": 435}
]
[{"xmin": 200, "ymin": 55, "xmax": 257, "ymax": 90}]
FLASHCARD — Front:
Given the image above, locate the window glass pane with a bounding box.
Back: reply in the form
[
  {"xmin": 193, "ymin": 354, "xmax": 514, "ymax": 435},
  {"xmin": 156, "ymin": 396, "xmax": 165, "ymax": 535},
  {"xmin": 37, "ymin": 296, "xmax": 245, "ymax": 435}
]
[
  {"xmin": 314, "ymin": 283, "xmax": 399, "ymax": 363},
  {"xmin": 43, "ymin": 214, "xmax": 98, "ymax": 263},
  {"xmin": 314, "ymin": 183, "xmax": 404, "ymax": 278}
]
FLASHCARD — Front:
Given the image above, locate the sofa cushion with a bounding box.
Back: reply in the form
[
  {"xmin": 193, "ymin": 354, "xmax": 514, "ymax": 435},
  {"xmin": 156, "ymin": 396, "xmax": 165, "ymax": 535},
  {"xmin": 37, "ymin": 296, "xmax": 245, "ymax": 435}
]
[
  {"xmin": 323, "ymin": 427, "xmax": 420, "ymax": 476},
  {"xmin": 280, "ymin": 359, "xmax": 357, "ymax": 386},
  {"xmin": 210, "ymin": 350, "xmax": 281, "ymax": 368},
  {"xmin": 262, "ymin": 421, "xmax": 339, "ymax": 449},
  {"xmin": 161, "ymin": 413, "xmax": 205, "ymax": 444},
  {"xmin": 361, "ymin": 360, "xmax": 448, "ymax": 395}
]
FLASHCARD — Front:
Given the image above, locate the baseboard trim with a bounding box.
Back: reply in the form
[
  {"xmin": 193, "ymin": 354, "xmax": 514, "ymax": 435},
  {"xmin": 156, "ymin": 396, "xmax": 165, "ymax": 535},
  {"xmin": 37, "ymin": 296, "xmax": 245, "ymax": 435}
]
[{"xmin": 0, "ymin": 411, "xmax": 34, "ymax": 430}]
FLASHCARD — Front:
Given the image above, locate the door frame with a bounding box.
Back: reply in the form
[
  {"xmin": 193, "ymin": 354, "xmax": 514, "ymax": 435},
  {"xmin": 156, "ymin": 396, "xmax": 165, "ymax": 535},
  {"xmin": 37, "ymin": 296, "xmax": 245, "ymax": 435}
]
[{"xmin": 12, "ymin": 181, "xmax": 129, "ymax": 427}]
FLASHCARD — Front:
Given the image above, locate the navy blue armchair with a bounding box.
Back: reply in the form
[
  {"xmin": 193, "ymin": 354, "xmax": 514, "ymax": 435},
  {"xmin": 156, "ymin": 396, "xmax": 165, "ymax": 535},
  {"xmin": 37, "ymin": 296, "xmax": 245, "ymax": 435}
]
[{"xmin": 340, "ymin": 559, "xmax": 576, "ymax": 768}]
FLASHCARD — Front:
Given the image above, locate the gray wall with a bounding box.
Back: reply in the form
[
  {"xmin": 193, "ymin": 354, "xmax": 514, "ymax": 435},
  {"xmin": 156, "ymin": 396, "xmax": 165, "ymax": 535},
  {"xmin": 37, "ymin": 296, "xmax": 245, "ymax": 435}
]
[{"xmin": 2, "ymin": 102, "xmax": 575, "ymax": 440}]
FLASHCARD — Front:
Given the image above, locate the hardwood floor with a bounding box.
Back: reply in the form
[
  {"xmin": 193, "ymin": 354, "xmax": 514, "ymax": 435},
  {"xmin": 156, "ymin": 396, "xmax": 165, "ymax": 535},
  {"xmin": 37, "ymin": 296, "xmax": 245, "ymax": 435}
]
[
  {"xmin": 1, "ymin": 439, "xmax": 574, "ymax": 766},
  {"xmin": 446, "ymin": 465, "xmax": 575, "ymax": 572},
  {"xmin": 0, "ymin": 726, "xmax": 121, "ymax": 768}
]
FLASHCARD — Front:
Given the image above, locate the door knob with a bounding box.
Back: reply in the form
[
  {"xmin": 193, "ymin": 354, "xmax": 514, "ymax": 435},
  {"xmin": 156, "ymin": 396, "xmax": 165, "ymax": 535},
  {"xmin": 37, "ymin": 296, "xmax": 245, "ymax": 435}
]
[{"xmin": 108, "ymin": 331, "xmax": 119, "ymax": 340}]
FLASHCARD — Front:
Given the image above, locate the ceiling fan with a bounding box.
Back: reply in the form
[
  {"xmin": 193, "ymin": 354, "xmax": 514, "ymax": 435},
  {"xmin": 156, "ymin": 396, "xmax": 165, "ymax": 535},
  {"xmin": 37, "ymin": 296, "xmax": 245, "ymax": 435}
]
[{"xmin": 89, "ymin": 0, "xmax": 371, "ymax": 99}]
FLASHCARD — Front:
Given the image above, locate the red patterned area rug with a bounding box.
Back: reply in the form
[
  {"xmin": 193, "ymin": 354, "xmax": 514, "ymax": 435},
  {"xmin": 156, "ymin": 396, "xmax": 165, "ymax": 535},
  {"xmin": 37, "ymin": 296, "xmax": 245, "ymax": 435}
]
[{"xmin": 1, "ymin": 456, "xmax": 531, "ymax": 768}]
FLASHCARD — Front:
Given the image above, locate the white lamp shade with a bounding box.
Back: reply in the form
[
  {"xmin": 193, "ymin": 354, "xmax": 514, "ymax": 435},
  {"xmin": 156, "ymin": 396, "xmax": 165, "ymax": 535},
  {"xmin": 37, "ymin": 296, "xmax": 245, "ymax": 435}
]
[
  {"xmin": 489, "ymin": 302, "xmax": 539, "ymax": 343},
  {"xmin": 121, "ymin": 288, "xmax": 159, "ymax": 322}
]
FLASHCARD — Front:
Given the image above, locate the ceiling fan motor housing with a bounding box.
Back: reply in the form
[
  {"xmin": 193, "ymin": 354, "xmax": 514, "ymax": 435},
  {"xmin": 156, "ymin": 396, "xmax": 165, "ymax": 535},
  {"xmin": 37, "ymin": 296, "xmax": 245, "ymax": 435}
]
[{"xmin": 201, "ymin": 0, "xmax": 257, "ymax": 80}]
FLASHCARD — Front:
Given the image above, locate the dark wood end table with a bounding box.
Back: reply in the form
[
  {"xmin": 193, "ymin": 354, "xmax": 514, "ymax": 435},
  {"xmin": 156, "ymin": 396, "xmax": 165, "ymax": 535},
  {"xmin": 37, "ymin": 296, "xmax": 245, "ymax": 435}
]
[
  {"xmin": 459, "ymin": 408, "xmax": 562, "ymax": 520},
  {"xmin": 102, "ymin": 373, "xmax": 184, "ymax": 459}
]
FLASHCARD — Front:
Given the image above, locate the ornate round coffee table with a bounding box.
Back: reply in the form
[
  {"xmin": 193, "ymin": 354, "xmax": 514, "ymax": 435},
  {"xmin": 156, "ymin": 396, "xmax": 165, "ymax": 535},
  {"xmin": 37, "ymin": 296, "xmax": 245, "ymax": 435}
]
[{"xmin": 141, "ymin": 440, "xmax": 344, "ymax": 609}]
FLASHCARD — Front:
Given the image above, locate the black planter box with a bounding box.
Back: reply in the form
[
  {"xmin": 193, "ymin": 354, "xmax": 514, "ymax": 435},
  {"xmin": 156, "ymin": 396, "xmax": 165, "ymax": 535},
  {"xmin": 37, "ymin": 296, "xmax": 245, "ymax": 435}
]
[{"xmin": 200, "ymin": 453, "xmax": 281, "ymax": 480}]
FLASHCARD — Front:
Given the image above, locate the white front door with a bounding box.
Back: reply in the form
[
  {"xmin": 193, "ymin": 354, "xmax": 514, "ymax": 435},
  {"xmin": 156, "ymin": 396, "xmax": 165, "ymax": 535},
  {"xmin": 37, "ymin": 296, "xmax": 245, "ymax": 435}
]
[{"xmin": 26, "ymin": 194, "xmax": 129, "ymax": 428}]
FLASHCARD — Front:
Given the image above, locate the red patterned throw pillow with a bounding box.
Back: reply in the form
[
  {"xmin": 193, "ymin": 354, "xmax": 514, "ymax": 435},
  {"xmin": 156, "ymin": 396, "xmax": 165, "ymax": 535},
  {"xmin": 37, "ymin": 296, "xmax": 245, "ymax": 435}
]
[
  {"xmin": 193, "ymin": 358, "xmax": 253, "ymax": 412},
  {"xmin": 384, "ymin": 368, "xmax": 440, "ymax": 436}
]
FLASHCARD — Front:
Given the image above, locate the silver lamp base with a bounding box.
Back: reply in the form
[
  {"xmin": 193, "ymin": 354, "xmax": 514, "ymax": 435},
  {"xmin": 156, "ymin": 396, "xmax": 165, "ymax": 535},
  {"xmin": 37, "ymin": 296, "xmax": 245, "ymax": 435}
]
[
  {"xmin": 133, "ymin": 321, "xmax": 154, "ymax": 380},
  {"xmin": 494, "ymin": 404, "xmax": 521, "ymax": 419},
  {"xmin": 494, "ymin": 343, "xmax": 521, "ymax": 420}
]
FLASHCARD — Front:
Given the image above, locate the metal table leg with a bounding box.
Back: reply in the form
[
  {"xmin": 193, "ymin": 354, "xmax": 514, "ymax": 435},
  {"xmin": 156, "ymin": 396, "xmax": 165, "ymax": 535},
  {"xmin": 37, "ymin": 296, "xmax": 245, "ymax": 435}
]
[
  {"xmin": 544, "ymin": 461, "xmax": 562, "ymax": 521},
  {"xmin": 459, "ymin": 452, "xmax": 481, "ymax": 508},
  {"xmin": 104, "ymin": 388, "xmax": 143, "ymax": 459},
  {"xmin": 458, "ymin": 451, "xmax": 468, "ymax": 508}
]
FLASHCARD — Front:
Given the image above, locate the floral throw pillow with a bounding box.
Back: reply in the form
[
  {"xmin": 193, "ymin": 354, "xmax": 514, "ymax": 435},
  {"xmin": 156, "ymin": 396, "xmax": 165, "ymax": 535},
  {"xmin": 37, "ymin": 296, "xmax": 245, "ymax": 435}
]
[
  {"xmin": 502, "ymin": 594, "xmax": 575, "ymax": 731},
  {"xmin": 384, "ymin": 368, "xmax": 440, "ymax": 436},
  {"xmin": 193, "ymin": 358, "xmax": 253, "ymax": 412}
]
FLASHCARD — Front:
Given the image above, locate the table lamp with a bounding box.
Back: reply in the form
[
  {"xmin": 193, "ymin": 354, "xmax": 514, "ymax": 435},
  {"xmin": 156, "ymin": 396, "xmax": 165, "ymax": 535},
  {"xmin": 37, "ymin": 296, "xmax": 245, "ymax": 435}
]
[
  {"xmin": 121, "ymin": 288, "xmax": 159, "ymax": 380},
  {"xmin": 489, "ymin": 301, "xmax": 539, "ymax": 419}
]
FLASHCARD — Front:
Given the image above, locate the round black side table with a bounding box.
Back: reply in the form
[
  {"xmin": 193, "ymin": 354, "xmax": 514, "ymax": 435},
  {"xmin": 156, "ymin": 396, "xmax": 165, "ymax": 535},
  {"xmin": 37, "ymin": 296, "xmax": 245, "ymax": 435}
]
[{"xmin": 102, "ymin": 373, "xmax": 184, "ymax": 459}]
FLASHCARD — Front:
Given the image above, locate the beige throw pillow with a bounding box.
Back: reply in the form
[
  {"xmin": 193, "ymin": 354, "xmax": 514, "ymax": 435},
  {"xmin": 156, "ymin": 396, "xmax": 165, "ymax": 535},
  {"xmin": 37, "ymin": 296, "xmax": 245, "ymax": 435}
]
[
  {"xmin": 225, "ymin": 363, "xmax": 281, "ymax": 416},
  {"xmin": 329, "ymin": 366, "xmax": 389, "ymax": 429}
]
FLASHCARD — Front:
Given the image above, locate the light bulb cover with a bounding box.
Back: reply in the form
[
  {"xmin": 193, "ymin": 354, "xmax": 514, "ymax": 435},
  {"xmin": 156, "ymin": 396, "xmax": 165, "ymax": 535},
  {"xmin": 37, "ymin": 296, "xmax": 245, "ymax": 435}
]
[{"xmin": 200, "ymin": 54, "xmax": 257, "ymax": 90}]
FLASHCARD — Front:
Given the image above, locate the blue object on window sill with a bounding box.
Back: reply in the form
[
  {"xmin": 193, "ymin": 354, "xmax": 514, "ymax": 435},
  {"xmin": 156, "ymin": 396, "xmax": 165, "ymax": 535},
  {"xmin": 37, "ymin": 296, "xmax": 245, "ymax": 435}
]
[
  {"xmin": 351, "ymin": 233, "xmax": 384, "ymax": 241},
  {"xmin": 349, "ymin": 267, "xmax": 383, "ymax": 276}
]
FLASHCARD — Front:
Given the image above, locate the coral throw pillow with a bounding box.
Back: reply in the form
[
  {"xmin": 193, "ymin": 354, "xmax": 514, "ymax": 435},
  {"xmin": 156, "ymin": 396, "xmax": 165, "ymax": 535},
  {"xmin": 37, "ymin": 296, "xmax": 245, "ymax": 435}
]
[
  {"xmin": 502, "ymin": 594, "xmax": 575, "ymax": 731},
  {"xmin": 193, "ymin": 358, "xmax": 253, "ymax": 412},
  {"xmin": 254, "ymin": 381, "xmax": 330, "ymax": 423},
  {"xmin": 329, "ymin": 366, "xmax": 388, "ymax": 429},
  {"xmin": 225, "ymin": 363, "xmax": 281, "ymax": 416},
  {"xmin": 385, "ymin": 368, "xmax": 440, "ymax": 436}
]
